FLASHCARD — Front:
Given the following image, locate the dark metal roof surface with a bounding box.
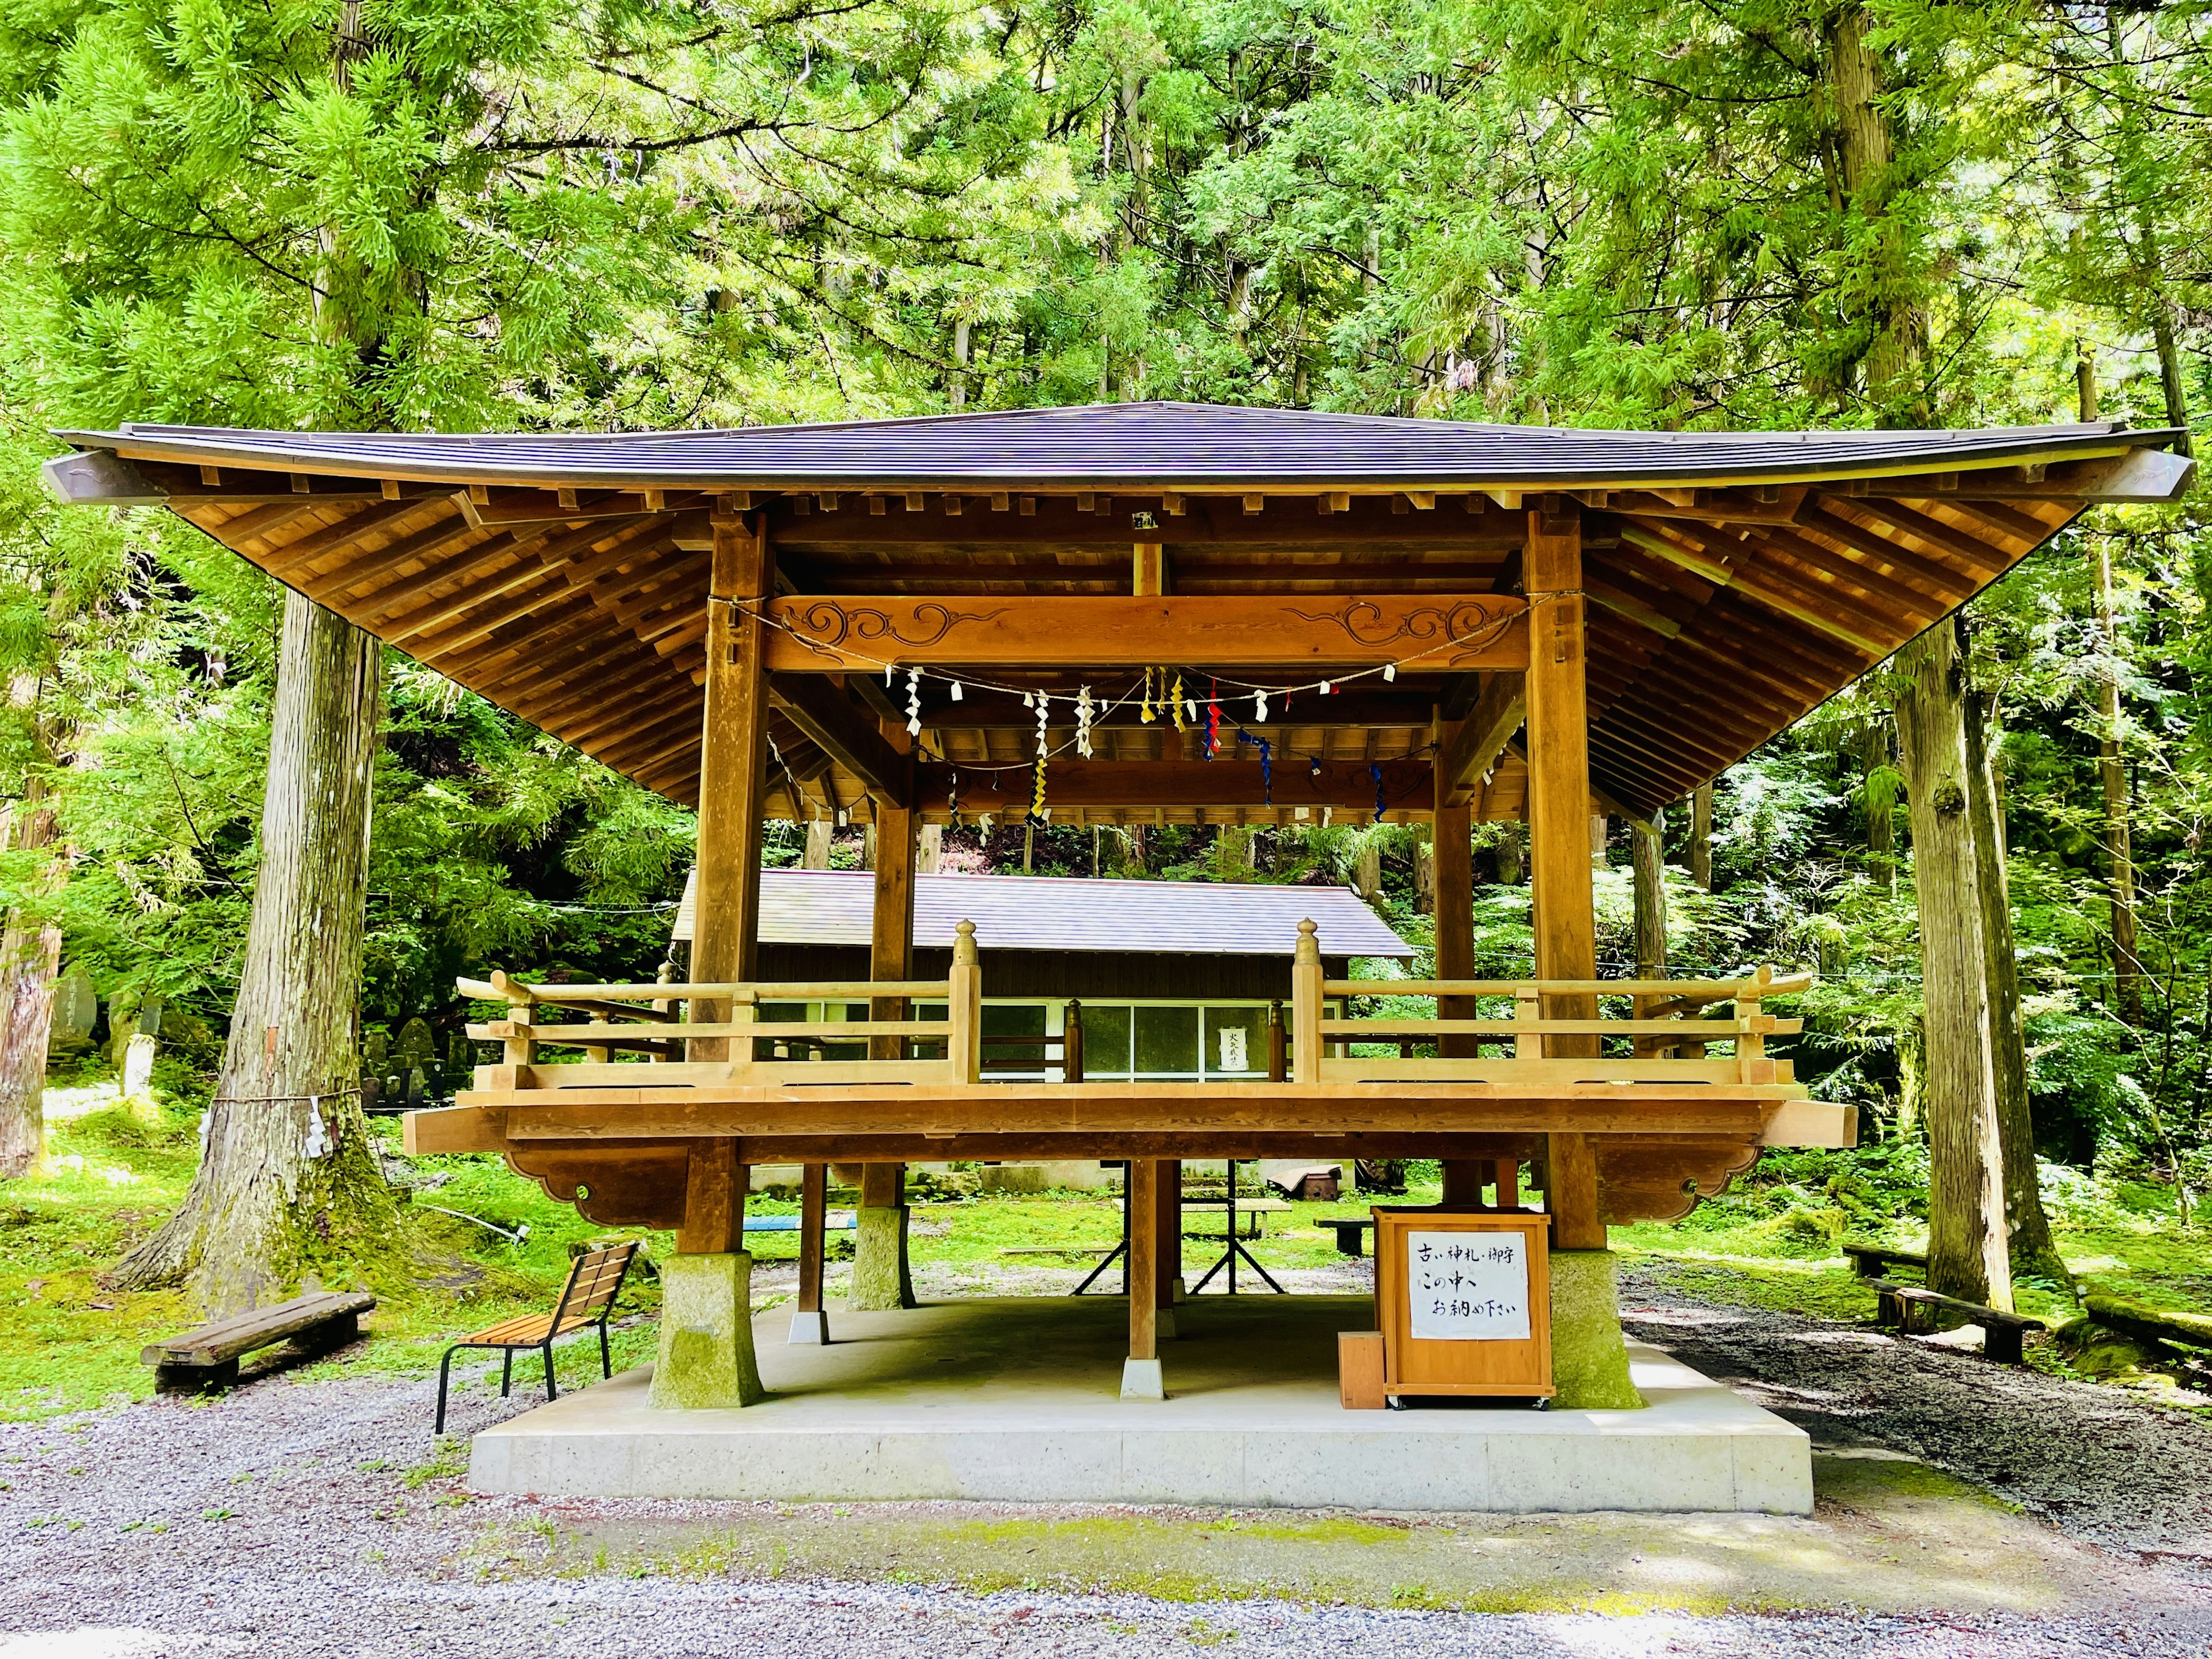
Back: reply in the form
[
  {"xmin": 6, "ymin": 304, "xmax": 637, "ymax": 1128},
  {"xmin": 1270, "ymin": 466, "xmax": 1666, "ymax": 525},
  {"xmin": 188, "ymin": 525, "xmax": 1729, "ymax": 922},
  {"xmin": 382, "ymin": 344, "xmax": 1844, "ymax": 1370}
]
[{"xmin": 58, "ymin": 402, "xmax": 2173, "ymax": 490}]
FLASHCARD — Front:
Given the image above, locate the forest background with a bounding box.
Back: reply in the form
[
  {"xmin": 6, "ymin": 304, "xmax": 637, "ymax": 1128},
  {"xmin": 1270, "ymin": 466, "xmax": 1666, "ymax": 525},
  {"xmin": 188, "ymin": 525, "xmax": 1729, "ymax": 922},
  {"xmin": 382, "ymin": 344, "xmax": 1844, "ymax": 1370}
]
[{"xmin": 0, "ymin": 0, "xmax": 2206, "ymax": 1271}]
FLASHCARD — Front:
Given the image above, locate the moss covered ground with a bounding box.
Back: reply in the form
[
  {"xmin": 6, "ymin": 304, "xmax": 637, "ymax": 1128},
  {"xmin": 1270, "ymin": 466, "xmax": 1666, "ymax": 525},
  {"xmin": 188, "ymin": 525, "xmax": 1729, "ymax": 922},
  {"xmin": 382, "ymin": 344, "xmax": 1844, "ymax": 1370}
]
[{"xmin": 3, "ymin": 1096, "xmax": 2207, "ymax": 1421}]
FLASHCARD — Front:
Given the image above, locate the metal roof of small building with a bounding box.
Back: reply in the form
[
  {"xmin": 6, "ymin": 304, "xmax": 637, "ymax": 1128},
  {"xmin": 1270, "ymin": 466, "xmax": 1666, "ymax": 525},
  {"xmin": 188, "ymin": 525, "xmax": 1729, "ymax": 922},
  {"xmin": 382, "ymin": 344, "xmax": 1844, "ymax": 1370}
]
[
  {"xmin": 673, "ymin": 868, "xmax": 1414, "ymax": 959},
  {"xmin": 54, "ymin": 402, "xmax": 2179, "ymax": 491}
]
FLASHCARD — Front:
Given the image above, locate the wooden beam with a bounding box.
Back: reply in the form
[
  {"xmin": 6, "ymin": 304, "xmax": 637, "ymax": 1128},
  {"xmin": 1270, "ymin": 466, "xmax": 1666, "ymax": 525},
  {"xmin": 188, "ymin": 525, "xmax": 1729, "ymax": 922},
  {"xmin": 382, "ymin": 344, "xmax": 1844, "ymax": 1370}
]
[
  {"xmin": 781, "ymin": 557, "xmax": 1509, "ymax": 590},
  {"xmin": 296, "ymin": 510, "xmax": 482, "ymax": 603},
  {"xmin": 915, "ymin": 687, "xmax": 1441, "ymax": 732},
  {"xmin": 768, "ymin": 675, "xmax": 912, "ymax": 806},
  {"xmin": 688, "ymin": 512, "xmax": 772, "ymax": 1063},
  {"xmin": 259, "ymin": 498, "xmax": 430, "ymax": 574},
  {"xmin": 1435, "ymin": 672, "xmax": 1526, "ymax": 808},
  {"xmin": 764, "ymin": 594, "xmax": 1528, "ymax": 671},
  {"xmin": 472, "ymin": 1086, "xmax": 1779, "ymax": 1140},
  {"xmin": 921, "ymin": 756, "xmax": 1436, "ymax": 815}
]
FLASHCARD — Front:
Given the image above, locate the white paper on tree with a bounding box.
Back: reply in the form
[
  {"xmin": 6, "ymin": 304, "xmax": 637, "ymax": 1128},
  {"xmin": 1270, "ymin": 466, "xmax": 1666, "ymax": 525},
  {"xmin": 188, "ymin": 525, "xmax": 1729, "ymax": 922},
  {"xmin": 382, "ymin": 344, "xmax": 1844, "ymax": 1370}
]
[{"xmin": 1406, "ymin": 1230, "xmax": 1531, "ymax": 1341}]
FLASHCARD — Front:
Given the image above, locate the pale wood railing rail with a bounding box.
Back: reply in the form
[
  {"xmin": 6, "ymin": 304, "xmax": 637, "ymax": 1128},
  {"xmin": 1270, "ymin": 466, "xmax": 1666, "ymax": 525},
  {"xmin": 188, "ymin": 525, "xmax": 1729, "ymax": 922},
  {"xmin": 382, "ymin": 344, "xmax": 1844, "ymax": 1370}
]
[
  {"xmin": 1289, "ymin": 919, "xmax": 1809, "ymax": 1087},
  {"xmin": 461, "ymin": 919, "xmax": 984, "ymax": 1086}
]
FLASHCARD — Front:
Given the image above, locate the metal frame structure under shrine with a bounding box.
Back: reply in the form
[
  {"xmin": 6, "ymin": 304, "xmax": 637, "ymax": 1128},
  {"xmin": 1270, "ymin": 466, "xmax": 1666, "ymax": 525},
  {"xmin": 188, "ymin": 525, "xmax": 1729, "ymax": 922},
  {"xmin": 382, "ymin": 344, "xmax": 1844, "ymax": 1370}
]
[{"xmin": 47, "ymin": 402, "xmax": 2195, "ymax": 1413}]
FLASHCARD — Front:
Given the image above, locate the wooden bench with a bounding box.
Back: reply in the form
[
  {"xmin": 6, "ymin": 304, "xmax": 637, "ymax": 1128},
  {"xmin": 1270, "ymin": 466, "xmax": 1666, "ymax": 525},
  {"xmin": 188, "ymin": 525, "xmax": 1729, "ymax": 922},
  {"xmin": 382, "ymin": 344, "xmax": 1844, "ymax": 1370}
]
[
  {"xmin": 142, "ymin": 1291, "xmax": 375, "ymax": 1393},
  {"xmin": 1868, "ymin": 1278, "xmax": 2040, "ymax": 1363},
  {"xmin": 1843, "ymin": 1241, "xmax": 1929, "ymax": 1279},
  {"xmin": 1316, "ymin": 1217, "xmax": 1377, "ymax": 1256}
]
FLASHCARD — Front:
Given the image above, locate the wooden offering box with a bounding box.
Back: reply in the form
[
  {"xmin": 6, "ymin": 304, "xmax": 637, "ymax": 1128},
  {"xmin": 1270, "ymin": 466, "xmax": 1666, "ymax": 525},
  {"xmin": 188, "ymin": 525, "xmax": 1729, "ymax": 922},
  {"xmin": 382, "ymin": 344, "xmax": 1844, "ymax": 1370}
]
[{"xmin": 1373, "ymin": 1210, "xmax": 1552, "ymax": 1400}]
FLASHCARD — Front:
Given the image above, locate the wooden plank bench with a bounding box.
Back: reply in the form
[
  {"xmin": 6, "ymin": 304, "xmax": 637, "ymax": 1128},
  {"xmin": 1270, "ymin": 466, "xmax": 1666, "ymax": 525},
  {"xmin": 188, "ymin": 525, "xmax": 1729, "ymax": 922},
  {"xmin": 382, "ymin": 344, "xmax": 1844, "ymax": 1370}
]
[
  {"xmin": 142, "ymin": 1291, "xmax": 376, "ymax": 1392},
  {"xmin": 1843, "ymin": 1241, "xmax": 1929, "ymax": 1279},
  {"xmin": 1316, "ymin": 1217, "xmax": 1377, "ymax": 1256},
  {"xmin": 1868, "ymin": 1278, "xmax": 2039, "ymax": 1363}
]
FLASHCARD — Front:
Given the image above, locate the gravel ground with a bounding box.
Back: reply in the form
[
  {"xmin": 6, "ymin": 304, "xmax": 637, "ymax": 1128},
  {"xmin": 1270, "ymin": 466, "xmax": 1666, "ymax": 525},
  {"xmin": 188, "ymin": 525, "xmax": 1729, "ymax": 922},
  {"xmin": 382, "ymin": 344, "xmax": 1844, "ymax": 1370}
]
[
  {"xmin": 3, "ymin": 1279, "xmax": 2211, "ymax": 1657},
  {"xmin": 1619, "ymin": 1264, "xmax": 2212, "ymax": 1566}
]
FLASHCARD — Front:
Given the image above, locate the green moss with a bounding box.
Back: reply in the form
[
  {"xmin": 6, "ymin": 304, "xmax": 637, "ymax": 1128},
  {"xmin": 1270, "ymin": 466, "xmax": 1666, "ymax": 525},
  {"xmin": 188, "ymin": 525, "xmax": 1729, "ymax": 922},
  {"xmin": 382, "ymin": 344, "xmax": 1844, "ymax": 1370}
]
[
  {"xmin": 1549, "ymin": 1251, "xmax": 1642, "ymax": 1409},
  {"xmin": 849, "ymin": 1205, "xmax": 915, "ymax": 1310},
  {"xmin": 1815, "ymin": 1453, "xmax": 2021, "ymax": 1513},
  {"xmin": 650, "ymin": 1253, "xmax": 763, "ymax": 1410}
]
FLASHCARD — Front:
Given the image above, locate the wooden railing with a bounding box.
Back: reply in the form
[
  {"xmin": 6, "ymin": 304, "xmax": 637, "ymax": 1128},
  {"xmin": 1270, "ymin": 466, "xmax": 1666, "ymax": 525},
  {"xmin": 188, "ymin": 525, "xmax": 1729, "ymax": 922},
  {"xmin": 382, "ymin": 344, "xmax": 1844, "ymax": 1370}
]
[
  {"xmin": 456, "ymin": 914, "xmax": 1804, "ymax": 1097},
  {"xmin": 461, "ymin": 919, "xmax": 984, "ymax": 1088},
  {"xmin": 1287, "ymin": 919, "xmax": 1808, "ymax": 1088}
]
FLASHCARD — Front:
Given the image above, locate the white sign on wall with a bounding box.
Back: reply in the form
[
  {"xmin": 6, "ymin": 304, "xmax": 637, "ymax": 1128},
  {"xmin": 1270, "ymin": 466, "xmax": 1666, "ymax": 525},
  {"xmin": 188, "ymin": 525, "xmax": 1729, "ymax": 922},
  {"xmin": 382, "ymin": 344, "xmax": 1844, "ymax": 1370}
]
[{"xmin": 1405, "ymin": 1230, "xmax": 1532, "ymax": 1341}]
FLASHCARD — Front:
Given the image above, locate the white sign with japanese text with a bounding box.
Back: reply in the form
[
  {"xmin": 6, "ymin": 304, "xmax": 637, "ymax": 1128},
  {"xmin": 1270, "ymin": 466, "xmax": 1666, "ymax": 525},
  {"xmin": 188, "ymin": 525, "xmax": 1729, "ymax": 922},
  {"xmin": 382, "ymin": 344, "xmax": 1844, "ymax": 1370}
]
[{"xmin": 1406, "ymin": 1230, "xmax": 1532, "ymax": 1341}]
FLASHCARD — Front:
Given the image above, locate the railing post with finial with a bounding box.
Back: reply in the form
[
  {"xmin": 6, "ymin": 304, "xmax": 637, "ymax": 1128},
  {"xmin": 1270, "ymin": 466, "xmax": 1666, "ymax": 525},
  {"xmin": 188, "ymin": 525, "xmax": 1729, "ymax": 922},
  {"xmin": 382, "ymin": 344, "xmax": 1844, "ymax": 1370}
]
[
  {"xmin": 1291, "ymin": 919, "xmax": 1324, "ymax": 1085},
  {"xmin": 948, "ymin": 919, "xmax": 982, "ymax": 1083}
]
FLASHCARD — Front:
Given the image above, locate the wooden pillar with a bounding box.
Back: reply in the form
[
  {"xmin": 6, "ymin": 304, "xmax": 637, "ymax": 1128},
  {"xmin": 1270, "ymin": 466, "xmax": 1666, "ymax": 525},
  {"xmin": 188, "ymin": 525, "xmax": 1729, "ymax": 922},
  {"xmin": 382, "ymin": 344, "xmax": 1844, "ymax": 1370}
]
[
  {"xmin": 1434, "ymin": 724, "xmax": 1483, "ymax": 1204},
  {"xmin": 1525, "ymin": 504, "xmax": 1605, "ymax": 1252},
  {"xmin": 677, "ymin": 1139, "xmax": 745, "ymax": 1255},
  {"xmin": 789, "ymin": 1161, "xmax": 830, "ymax": 1344},
  {"xmin": 688, "ymin": 507, "xmax": 772, "ymax": 1062},
  {"xmin": 653, "ymin": 505, "xmax": 769, "ymax": 1410},
  {"xmin": 1153, "ymin": 1158, "xmax": 1181, "ymax": 1338},
  {"xmin": 854, "ymin": 730, "xmax": 918, "ymax": 1311},
  {"xmin": 1122, "ymin": 1157, "xmax": 1164, "ymax": 1399}
]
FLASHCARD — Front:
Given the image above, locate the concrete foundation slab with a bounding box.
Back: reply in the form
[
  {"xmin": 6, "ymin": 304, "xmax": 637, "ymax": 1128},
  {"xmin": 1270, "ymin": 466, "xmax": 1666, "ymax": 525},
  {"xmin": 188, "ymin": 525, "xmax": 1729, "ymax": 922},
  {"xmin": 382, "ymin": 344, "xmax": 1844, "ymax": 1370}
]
[{"xmin": 470, "ymin": 1296, "xmax": 1810, "ymax": 1514}]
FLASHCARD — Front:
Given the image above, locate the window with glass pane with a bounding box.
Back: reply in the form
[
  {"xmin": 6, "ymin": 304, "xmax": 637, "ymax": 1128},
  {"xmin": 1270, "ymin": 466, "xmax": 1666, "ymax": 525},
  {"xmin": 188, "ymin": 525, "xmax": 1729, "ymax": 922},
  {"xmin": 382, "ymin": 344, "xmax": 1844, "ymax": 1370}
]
[
  {"xmin": 982, "ymin": 1003, "xmax": 1048, "ymax": 1074},
  {"xmin": 1203, "ymin": 1006, "xmax": 1267, "ymax": 1079},
  {"xmin": 1134, "ymin": 1005, "xmax": 1200, "ymax": 1077},
  {"xmin": 1079, "ymin": 1005, "xmax": 1132, "ymax": 1078},
  {"xmin": 913, "ymin": 1001, "xmax": 948, "ymax": 1062},
  {"xmin": 820, "ymin": 1000, "xmax": 868, "ymax": 1062}
]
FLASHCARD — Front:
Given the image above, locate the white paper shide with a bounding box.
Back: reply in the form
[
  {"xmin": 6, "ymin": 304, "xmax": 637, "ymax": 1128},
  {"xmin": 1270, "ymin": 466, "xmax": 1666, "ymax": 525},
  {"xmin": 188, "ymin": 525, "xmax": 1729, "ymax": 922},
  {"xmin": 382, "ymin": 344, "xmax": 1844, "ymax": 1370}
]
[{"xmin": 1406, "ymin": 1230, "xmax": 1531, "ymax": 1341}]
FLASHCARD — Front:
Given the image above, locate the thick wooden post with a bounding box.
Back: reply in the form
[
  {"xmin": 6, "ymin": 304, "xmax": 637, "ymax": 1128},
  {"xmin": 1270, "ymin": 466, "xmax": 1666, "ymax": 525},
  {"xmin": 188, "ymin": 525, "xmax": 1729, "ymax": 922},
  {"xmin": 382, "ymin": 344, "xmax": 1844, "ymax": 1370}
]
[
  {"xmin": 946, "ymin": 919, "xmax": 982, "ymax": 1080},
  {"xmin": 1123, "ymin": 1157, "xmax": 1164, "ymax": 1399},
  {"xmin": 1154, "ymin": 1157, "xmax": 1181, "ymax": 1338},
  {"xmin": 677, "ymin": 1139, "xmax": 744, "ymax": 1255},
  {"xmin": 1525, "ymin": 504, "xmax": 1605, "ymax": 1253},
  {"xmin": 654, "ymin": 506, "xmax": 770, "ymax": 1410},
  {"xmin": 1290, "ymin": 919, "xmax": 1323, "ymax": 1083},
  {"xmin": 855, "ymin": 737, "xmax": 919, "ymax": 1312},
  {"xmin": 790, "ymin": 1161, "xmax": 830, "ymax": 1344},
  {"xmin": 1434, "ymin": 724, "xmax": 1486, "ymax": 1204},
  {"xmin": 688, "ymin": 509, "xmax": 771, "ymax": 1063}
]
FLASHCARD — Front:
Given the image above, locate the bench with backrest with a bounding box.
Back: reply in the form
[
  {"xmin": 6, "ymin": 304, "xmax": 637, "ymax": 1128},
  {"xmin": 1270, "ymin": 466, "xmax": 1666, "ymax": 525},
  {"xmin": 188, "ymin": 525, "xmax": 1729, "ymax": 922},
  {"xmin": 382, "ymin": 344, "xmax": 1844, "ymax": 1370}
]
[
  {"xmin": 1843, "ymin": 1241, "xmax": 1929, "ymax": 1280},
  {"xmin": 142, "ymin": 1291, "xmax": 375, "ymax": 1392},
  {"xmin": 435, "ymin": 1240, "xmax": 639, "ymax": 1433},
  {"xmin": 1868, "ymin": 1278, "xmax": 2040, "ymax": 1363}
]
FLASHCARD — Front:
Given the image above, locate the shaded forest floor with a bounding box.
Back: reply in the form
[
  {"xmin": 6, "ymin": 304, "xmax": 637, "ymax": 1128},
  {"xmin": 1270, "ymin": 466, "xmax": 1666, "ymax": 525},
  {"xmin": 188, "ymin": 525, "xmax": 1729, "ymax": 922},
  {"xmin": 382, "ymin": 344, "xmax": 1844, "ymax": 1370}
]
[
  {"xmin": 3, "ymin": 1083, "xmax": 2210, "ymax": 1422},
  {"xmin": 2, "ymin": 1267, "xmax": 2210, "ymax": 1655},
  {"xmin": 5, "ymin": 1085, "xmax": 2212, "ymax": 1653}
]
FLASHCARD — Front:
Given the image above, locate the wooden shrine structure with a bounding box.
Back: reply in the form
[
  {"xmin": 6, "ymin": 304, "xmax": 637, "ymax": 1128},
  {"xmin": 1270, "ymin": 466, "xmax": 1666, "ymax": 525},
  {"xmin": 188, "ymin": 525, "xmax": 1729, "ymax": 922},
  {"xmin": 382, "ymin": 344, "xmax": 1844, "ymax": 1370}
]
[{"xmin": 47, "ymin": 403, "xmax": 2193, "ymax": 1404}]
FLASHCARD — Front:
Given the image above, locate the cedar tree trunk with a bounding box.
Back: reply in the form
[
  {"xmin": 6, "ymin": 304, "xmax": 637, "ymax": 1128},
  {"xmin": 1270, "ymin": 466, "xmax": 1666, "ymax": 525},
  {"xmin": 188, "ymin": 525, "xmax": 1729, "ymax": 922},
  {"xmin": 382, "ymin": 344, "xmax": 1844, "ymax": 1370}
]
[
  {"xmin": 1964, "ymin": 693, "xmax": 2062, "ymax": 1279},
  {"xmin": 112, "ymin": 593, "xmax": 393, "ymax": 1307},
  {"xmin": 1892, "ymin": 620, "xmax": 2012, "ymax": 1310},
  {"xmin": 0, "ymin": 704, "xmax": 62, "ymax": 1179}
]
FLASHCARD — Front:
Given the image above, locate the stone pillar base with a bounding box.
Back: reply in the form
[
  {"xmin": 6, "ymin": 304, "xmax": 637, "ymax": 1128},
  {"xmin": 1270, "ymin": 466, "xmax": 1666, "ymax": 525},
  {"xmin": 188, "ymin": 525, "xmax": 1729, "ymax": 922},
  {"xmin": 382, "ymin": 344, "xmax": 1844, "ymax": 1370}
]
[
  {"xmin": 1549, "ymin": 1249, "xmax": 1643, "ymax": 1410},
  {"xmin": 650, "ymin": 1252, "xmax": 764, "ymax": 1410},
  {"xmin": 850, "ymin": 1205, "xmax": 916, "ymax": 1310},
  {"xmin": 1120, "ymin": 1357, "xmax": 1165, "ymax": 1400},
  {"xmin": 787, "ymin": 1310, "xmax": 830, "ymax": 1346},
  {"xmin": 1156, "ymin": 1305, "xmax": 1177, "ymax": 1342}
]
